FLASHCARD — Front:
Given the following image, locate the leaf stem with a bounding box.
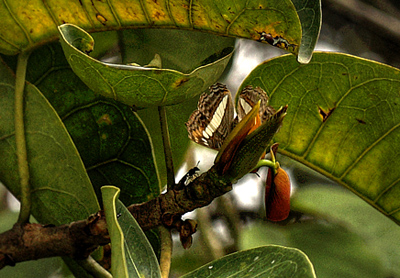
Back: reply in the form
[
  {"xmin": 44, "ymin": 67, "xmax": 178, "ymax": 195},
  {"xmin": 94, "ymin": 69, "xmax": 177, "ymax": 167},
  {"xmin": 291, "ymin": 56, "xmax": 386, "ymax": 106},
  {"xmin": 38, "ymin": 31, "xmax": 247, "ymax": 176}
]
[
  {"xmin": 77, "ymin": 256, "xmax": 112, "ymax": 278},
  {"xmin": 15, "ymin": 50, "xmax": 32, "ymax": 224},
  {"xmin": 159, "ymin": 226, "xmax": 172, "ymax": 278},
  {"xmin": 158, "ymin": 106, "xmax": 176, "ymax": 189},
  {"xmin": 253, "ymin": 159, "xmax": 277, "ymax": 171}
]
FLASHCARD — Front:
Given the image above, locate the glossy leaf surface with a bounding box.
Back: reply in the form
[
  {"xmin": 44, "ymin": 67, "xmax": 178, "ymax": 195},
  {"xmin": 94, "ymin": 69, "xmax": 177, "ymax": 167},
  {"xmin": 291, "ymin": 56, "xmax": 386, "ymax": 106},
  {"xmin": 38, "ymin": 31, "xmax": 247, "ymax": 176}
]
[
  {"xmin": 241, "ymin": 52, "xmax": 400, "ymax": 224},
  {"xmin": 181, "ymin": 245, "xmax": 315, "ymax": 278}
]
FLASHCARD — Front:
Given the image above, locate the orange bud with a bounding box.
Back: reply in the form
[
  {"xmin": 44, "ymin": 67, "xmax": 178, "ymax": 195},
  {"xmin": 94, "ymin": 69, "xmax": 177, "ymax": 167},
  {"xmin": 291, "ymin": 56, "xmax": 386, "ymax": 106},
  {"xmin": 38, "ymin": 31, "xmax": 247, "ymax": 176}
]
[{"xmin": 265, "ymin": 167, "xmax": 291, "ymax": 221}]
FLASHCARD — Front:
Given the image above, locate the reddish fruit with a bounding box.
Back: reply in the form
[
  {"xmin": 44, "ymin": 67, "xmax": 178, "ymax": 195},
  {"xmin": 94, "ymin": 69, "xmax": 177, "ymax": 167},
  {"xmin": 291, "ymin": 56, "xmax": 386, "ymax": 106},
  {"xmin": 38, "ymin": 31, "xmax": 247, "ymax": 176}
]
[{"xmin": 265, "ymin": 167, "xmax": 291, "ymax": 221}]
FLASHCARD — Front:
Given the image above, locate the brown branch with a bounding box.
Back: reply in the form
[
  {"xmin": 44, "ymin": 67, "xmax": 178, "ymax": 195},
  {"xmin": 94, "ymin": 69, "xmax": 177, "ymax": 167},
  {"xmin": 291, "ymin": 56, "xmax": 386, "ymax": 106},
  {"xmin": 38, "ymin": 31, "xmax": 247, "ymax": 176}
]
[
  {"xmin": 0, "ymin": 211, "xmax": 110, "ymax": 269},
  {"xmin": 0, "ymin": 165, "xmax": 233, "ymax": 269},
  {"xmin": 128, "ymin": 166, "xmax": 232, "ymax": 231}
]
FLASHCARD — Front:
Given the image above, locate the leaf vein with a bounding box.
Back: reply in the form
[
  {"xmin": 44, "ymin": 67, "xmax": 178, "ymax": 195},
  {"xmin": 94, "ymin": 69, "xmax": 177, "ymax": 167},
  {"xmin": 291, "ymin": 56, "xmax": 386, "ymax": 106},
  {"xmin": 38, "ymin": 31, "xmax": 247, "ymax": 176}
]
[
  {"xmin": 2, "ymin": 0, "xmax": 33, "ymax": 45},
  {"xmin": 340, "ymin": 122, "xmax": 400, "ymax": 179}
]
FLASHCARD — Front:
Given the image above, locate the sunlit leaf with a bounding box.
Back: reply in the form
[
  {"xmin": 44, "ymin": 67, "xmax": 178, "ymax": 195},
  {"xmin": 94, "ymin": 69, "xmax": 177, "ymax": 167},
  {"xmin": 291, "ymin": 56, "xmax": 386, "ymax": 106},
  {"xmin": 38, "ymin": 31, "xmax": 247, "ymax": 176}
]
[
  {"xmin": 241, "ymin": 52, "xmax": 400, "ymax": 225},
  {"xmin": 0, "ymin": 0, "xmax": 301, "ymax": 56}
]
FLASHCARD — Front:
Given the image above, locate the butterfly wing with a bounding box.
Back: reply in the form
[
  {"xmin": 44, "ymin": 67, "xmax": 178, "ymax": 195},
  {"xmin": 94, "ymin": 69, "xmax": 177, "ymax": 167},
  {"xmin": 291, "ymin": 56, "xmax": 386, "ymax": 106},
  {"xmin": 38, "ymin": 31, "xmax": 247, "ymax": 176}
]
[
  {"xmin": 237, "ymin": 85, "xmax": 276, "ymax": 123},
  {"xmin": 186, "ymin": 83, "xmax": 234, "ymax": 150}
]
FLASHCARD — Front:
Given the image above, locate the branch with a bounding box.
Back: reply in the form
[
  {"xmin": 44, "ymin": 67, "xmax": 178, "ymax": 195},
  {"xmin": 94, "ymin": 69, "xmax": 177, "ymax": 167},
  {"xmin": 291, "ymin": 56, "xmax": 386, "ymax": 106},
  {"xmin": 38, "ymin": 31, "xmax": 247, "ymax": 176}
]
[
  {"xmin": 128, "ymin": 165, "xmax": 232, "ymax": 231},
  {"xmin": 0, "ymin": 165, "xmax": 233, "ymax": 268},
  {"xmin": 0, "ymin": 211, "xmax": 110, "ymax": 269}
]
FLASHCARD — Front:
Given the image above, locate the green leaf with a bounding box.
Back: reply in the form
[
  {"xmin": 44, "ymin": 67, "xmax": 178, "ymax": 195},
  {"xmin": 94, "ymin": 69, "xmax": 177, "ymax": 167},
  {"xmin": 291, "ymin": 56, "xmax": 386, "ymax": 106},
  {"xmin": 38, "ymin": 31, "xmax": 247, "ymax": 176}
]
[
  {"xmin": 291, "ymin": 184, "xmax": 400, "ymax": 277},
  {"xmin": 23, "ymin": 43, "xmax": 161, "ymax": 206},
  {"xmin": 181, "ymin": 245, "xmax": 315, "ymax": 278},
  {"xmin": 101, "ymin": 186, "xmax": 161, "ymax": 278},
  {"xmin": 291, "ymin": 0, "xmax": 322, "ymax": 63},
  {"xmin": 0, "ymin": 59, "xmax": 99, "ymax": 225},
  {"xmin": 102, "ymin": 186, "xmax": 128, "ymax": 278},
  {"xmin": 0, "ymin": 0, "xmax": 301, "ymax": 56},
  {"xmin": 116, "ymin": 199, "xmax": 161, "ymax": 278},
  {"xmin": 120, "ymin": 29, "xmax": 236, "ymax": 73},
  {"xmin": 240, "ymin": 52, "xmax": 400, "ymax": 225},
  {"xmin": 240, "ymin": 220, "xmax": 387, "ymax": 278},
  {"xmin": 58, "ymin": 23, "xmax": 233, "ymax": 108}
]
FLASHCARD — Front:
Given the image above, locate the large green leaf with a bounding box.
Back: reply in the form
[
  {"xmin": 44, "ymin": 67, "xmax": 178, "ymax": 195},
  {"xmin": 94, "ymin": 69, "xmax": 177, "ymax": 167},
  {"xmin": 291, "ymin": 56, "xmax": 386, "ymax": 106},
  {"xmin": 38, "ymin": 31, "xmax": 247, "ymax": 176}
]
[
  {"xmin": 58, "ymin": 23, "xmax": 233, "ymax": 108},
  {"xmin": 241, "ymin": 220, "xmax": 387, "ymax": 278},
  {"xmin": 0, "ymin": 0, "xmax": 301, "ymax": 56},
  {"xmin": 0, "ymin": 59, "xmax": 99, "ymax": 225},
  {"xmin": 102, "ymin": 186, "xmax": 161, "ymax": 278},
  {"xmin": 181, "ymin": 245, "xmax": 315, "ymax": 278},
  {"xmin": 240, "ymin": 52, "xmax": 400, "ymax": 224},
  {"xmin": 292, "ymin": 185, "xmax": 400, "ymax": 276},
  {"xmin": 22, "ymin": 43, "xmax": 161, "ymax": 206}
]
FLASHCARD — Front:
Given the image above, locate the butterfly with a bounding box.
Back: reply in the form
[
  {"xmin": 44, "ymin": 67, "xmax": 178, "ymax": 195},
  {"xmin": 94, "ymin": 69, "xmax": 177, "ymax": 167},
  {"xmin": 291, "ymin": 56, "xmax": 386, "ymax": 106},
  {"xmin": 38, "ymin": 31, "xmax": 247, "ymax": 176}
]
[{"xmin": 186, "ymin": 83, "xmax": 276, "ymax": 150}]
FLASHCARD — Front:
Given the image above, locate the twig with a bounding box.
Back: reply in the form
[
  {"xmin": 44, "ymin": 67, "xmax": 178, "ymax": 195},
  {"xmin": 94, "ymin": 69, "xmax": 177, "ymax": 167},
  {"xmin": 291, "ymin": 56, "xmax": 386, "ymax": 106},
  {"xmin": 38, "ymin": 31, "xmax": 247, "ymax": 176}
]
[
  {"xmin": 76, "ymin": 256, "xmax": 112, "ymax": 278},
  {"xmin": 159, "ymin": 226, "xmax": 172, "ymax": 278},
  {"xmin": 158, "ymin": 106, "xmax": 176, "ymax": 189},
  {"xmin": 14, "ymin": 50, "xmax": 32, "ymax": 224}
]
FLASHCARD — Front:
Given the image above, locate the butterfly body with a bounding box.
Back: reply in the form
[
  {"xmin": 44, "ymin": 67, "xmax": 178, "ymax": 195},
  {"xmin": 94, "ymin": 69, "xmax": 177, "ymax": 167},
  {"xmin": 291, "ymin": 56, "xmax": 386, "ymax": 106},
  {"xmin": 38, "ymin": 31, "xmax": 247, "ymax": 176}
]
[
  {"xmin": 186, "ymin": 83, "xmax": 274, "ymax": 150},
  {"xmin": 186, "ymin": 83, "xmax": 235, "ymax": 149}
]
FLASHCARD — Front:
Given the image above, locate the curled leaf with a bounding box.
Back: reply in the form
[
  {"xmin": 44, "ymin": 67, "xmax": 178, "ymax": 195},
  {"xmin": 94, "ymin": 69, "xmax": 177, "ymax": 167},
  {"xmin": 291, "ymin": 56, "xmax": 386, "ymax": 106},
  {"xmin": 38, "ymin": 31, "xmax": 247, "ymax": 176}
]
[{"xmin": 58, "ymin": 24, "xmax": 233, "ymax": 108}]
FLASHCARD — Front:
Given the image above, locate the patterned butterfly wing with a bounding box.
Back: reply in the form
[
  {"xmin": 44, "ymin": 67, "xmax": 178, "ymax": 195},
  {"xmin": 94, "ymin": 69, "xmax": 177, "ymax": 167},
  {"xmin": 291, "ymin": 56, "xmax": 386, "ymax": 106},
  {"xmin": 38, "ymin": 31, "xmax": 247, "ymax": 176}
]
[
  {"xmin": 237, "ymin": 85, "xmax": 276, "ymax": 123},
  {"xmin": 186, "ymin": 83, "xmax": 234, "ymax": 150}
]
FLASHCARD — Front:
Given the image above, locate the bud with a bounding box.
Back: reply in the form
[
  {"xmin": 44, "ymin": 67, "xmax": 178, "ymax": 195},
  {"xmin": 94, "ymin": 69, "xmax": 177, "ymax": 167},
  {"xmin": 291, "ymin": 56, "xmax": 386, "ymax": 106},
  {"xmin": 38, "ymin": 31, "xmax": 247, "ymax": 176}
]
[
  {"xmin": 265, "ymin": 167, "xmax": 291, "ymax": 221},
  {"xmin": 222, "ymin": 105, "xmax": 288, "ymax": 181}
]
